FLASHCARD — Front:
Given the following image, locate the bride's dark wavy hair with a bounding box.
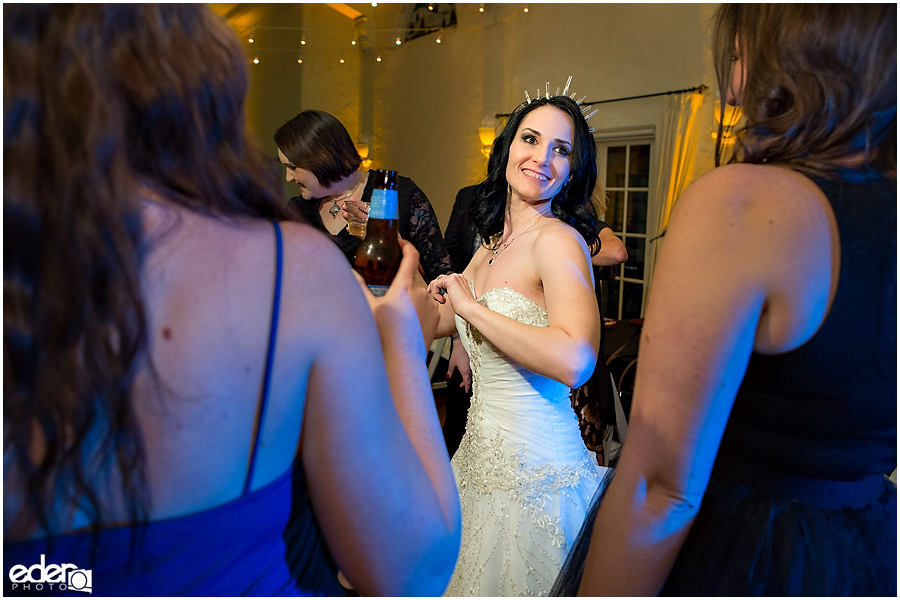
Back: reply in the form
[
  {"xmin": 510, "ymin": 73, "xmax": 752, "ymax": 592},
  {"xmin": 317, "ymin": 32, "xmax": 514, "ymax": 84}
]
[
  {"xmin": 4, "ymin": 4, "xmax": 290, "ymax": 539},
  {"xmin": 713, "ymin": 4, "xmax": 896, "ymax": 177},
  {"xmin": 472, "ymin": 96, "xmax": 600, "ymax": 253}
]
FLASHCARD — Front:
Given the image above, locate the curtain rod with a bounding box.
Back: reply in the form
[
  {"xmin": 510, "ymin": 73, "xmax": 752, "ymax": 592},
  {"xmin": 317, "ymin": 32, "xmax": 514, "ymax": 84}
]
[{"xmin": 494, "ymin": 84, "xmax": 708, "ymax": 118}]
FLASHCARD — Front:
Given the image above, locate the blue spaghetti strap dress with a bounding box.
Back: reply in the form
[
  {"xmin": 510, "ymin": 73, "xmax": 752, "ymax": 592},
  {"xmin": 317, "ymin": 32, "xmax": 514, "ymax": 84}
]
[
  {"xmin": 552, "ymin": 171, "xmax": 897, "ymax": 596},
  {"xmin": 4, "ymin": 222, "xmax": 345, "ymax": 596}
]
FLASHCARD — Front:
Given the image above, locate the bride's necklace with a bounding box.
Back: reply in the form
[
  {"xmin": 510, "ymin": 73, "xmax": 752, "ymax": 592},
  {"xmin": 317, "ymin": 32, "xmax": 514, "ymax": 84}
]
[
  {"xmin": 488, "ymin": 216, "xmax": 543, "ymax": 266},
  {"xmin": 327, "ymin": 174, "xmax": 364, "ymax": 219}
]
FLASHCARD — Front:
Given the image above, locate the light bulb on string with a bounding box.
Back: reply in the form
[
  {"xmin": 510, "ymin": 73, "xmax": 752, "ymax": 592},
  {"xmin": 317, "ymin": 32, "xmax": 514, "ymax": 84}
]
[
  {"xmin": 351, "ymin": 39, "xmax": 356, "ymax": 46},
  {"xmin": 253, "ymin": 56, "xmax": 259, "ymax": 64},
  {"xmin": 523, "ymin": 5, "xmax": 529, "ymax": 12},
  {"xmin": 376, "ymin": 56, "xmax": 382, "ymax": 62},
  {"xmin": 435, "ymin": 36, "xmax": 441, "ymax": 44},
  {"xmin": 300, "ymin": 39, "xmax": 306, "ymax": 45},
  {"xmin": 297, "ymin": 57, "xmax": 303, "ymax": 64},
  {"xmin": 395, "ymin": 37, "xmax": 402, "ymax": 45},
  {"xmin": 428, "ymin": 4, "xmax": 433, "ymax": 9},
  {"xmin": 479, "ymin": 4, "xmax": 485, "ymax": 12},
  {"xmin": 248, "ymin": 37, "xmax": 254, "ymax": 44}
]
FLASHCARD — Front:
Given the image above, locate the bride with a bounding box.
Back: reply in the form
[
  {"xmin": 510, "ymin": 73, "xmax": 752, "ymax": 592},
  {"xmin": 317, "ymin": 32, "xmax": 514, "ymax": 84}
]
[{"xmin": 428, "ymin": 89, "xmax": 610, "ymax": 596}]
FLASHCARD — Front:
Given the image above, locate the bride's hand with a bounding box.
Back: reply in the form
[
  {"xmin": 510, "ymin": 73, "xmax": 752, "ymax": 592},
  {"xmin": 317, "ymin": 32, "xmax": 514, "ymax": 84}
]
[{"xmin": 427, "ymin": 273, "xmax": 475, "ymax": 316}]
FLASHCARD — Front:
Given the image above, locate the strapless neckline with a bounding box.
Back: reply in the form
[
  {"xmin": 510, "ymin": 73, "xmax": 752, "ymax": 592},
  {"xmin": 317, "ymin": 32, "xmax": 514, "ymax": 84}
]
[{"xmin": 471, "ymin": 282, "xmax": 546, "ymax": 315}]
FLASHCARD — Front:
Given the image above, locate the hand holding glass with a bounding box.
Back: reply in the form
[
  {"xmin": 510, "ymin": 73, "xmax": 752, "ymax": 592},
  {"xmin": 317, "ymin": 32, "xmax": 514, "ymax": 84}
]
[{"xmin": 343, "ymin": 199, "xmax": 369, "ymax": 239}]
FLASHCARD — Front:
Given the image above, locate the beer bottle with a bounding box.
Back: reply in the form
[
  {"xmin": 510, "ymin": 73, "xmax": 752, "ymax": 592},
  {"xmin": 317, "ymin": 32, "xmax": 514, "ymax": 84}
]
[{"xmin": 353, "ymin": 169, "xmax": 401, "ymax": 296}]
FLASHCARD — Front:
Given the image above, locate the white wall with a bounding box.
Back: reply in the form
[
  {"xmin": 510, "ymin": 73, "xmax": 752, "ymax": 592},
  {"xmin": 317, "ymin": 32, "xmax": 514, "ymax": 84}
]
[{"xmin": 238, "ymin": 3, "xmax": 721, "ymax": 228}]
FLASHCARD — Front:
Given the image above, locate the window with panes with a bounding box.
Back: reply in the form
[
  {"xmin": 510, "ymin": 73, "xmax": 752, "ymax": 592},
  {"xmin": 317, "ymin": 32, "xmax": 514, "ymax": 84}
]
[{"xmin": 599, "ymin": 142, "xmax": 652, "ymax": 320}]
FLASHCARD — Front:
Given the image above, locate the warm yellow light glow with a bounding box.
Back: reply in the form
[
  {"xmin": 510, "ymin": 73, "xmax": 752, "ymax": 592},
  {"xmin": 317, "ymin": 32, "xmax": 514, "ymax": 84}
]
[
  {"xmin": 395, "ymin": 37, "xmax": 402, "ymax": 45},
  {"xmin": 355, "ymin": 143, "xmax": 370, "ymax": 159},
  {"xmin": 339, "ymin": 58, "xmax": 345, "ymax": 64},
  {"xmin": 300, "ymin": 39, "xmax": 306, "ymax": 45},
  {"xmin": 253, "ymin": 57, "xmax": 259, "ymax": 64},
  {"xmin": 248, "ymin": 37, "xmax": 254, "ymax": 44},
  {"xmin": 712, "ymin": 100, "xmax": 741, "ymax": 143},
  {"xmin": 351, "ymin": 40, "xmax": 357, "ymax": 46},
  {"xmin": 478, "ymin": 127, "xmax": 495, "ymax": 148},
  {"xmin": 436, "ymin": 37, "xmax": 441, "ymax": 44},
  {"xmin": 376, "ymin": 56, "xmax": 382, "ymax": 62},
  {"xmin": 714, "ymin": 101, "xmax": 742, "ymax": 128},
  {"xmin": 523, "ymin": 5, "xmax": 529, "ymax": 12},
  {"xmin": 479, "ymin": 126, "xmax": 495, "ymax": 157},
  {"xmin": 326, "ymin": 3, "xmax": 363, "ymax": 19},
  {"xmin": 479, "ymin": 4, "xmax": 484, "ymax": 12}
]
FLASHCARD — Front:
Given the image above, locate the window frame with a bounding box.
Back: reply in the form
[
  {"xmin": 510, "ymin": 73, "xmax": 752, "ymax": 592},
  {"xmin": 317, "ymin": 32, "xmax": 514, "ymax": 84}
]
[{"xmin": 595, "ymin": 126, "xmax": 659, "ymax": 319}]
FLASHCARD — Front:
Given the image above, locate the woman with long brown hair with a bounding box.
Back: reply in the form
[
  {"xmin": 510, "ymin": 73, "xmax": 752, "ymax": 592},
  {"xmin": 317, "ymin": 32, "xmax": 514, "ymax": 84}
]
[
  {"xmin": 554, "ymin": 4, "xmax": 896, "ymax": 596},
  {"xmin": 428, "ymin": 91, "xmax": 609, "ymax": 596},
  {"xmin": 4, "ymin": 4, "xmax": 460, "ymax": 595}
]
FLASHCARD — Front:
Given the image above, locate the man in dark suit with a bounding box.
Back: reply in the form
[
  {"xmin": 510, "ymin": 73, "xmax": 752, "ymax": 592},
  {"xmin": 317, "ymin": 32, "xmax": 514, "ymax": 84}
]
[{"xmin": 444, "ymin": 185, "xmax": 480, "ymax": 273}]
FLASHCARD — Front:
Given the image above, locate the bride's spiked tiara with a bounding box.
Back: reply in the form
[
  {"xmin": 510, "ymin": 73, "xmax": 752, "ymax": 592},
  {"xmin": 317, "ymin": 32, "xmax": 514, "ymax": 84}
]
[{"xmin": 522, "ymin": 76, "xmax": 598, "ymax": 132}]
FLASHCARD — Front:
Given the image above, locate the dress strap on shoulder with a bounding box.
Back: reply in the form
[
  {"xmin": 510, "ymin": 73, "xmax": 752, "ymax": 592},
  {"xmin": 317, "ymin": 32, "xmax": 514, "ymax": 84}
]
[{"xmin": 244, "ymin": 221, "xmax": 284, "ymax": 496}]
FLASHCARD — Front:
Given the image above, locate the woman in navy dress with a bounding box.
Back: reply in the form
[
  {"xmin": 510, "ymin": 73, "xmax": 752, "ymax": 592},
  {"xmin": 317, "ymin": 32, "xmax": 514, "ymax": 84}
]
[{"xmin": 4, "ymin": 5, "xmax": 460, "ymax": 596}]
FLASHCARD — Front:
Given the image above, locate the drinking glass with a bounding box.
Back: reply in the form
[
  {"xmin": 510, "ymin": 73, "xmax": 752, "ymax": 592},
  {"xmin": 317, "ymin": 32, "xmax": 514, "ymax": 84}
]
[{"xmin": 344, "ymin": 199, "xmax": 369, "ymax": 238}]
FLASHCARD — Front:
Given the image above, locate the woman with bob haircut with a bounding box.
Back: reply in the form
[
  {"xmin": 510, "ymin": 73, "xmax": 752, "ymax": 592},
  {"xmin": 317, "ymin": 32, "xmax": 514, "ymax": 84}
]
[
  {"xmin": 554, "ymin": 4, "xmax": 896, "ymax": 596},
  {"xmin": 275, "ymin": 109, "xmax": 453, "ymax": 283},
  {"xmin": 3, "ymin": 4, "xmax": 460, "ymax": 596},
  {"xmin": 428, "ymin": 91, "xmax": 609, "ymax": 596}
]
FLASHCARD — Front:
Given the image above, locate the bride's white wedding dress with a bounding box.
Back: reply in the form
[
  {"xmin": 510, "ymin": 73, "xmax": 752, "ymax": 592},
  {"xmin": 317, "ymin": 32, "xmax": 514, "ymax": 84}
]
[{"xmin": 444, "ymin": 285, "xmax": 609, "ymax": 597}]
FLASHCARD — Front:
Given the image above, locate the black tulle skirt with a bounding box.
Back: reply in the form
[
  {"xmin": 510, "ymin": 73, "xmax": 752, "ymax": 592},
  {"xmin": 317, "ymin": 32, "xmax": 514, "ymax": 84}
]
[{"xmin": 552, "ymin": 466, "xmax": 897, "ymax": 596}]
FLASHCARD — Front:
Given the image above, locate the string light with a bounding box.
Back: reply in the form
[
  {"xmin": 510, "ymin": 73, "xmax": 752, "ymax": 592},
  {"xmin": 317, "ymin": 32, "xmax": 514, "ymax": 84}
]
[
  {"xmin": 371, "ymin": 2, "xmax": 377, "ymax": 6},
  {"xmin": 523, "ymin": 5, "xmax": 529, "ymax": 12},
  {"xmin": 479, "ymin": 4, "xmax": 485, "ymax": 12},
  {"xmin": 428, "ymin": 4, "xmax": 433, "ymax": 9},
  {"xmin": 242, "ymin": 22, "xmax": 476, "ymax": 63}
]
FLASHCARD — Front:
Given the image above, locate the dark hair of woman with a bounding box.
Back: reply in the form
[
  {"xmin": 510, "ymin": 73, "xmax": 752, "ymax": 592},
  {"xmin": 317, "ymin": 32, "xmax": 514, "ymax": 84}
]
[
  {"xmin": 274, "ymin": 109, "xmax": 362, "ymax": 188},
  {"xmin": 4, "ymin": 3, "xmax": 291, "ymax": 538},
  {"xmin": 713, "ymin": 3, "xmax": 897, "ymax": 176},
  {"xmin": 472, "ymin": 96, "xmax": 600, "ymax": 253}
]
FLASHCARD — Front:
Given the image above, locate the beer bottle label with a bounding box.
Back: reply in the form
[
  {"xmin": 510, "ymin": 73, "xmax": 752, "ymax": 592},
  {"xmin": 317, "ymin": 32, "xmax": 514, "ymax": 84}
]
[
  {"xmin": 368, "ymin": 189, "xmax": 399, "ymax": 219},
  {"xmin": 368, "ymin": 284, "xmax": 390, "ymax": 297}
]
